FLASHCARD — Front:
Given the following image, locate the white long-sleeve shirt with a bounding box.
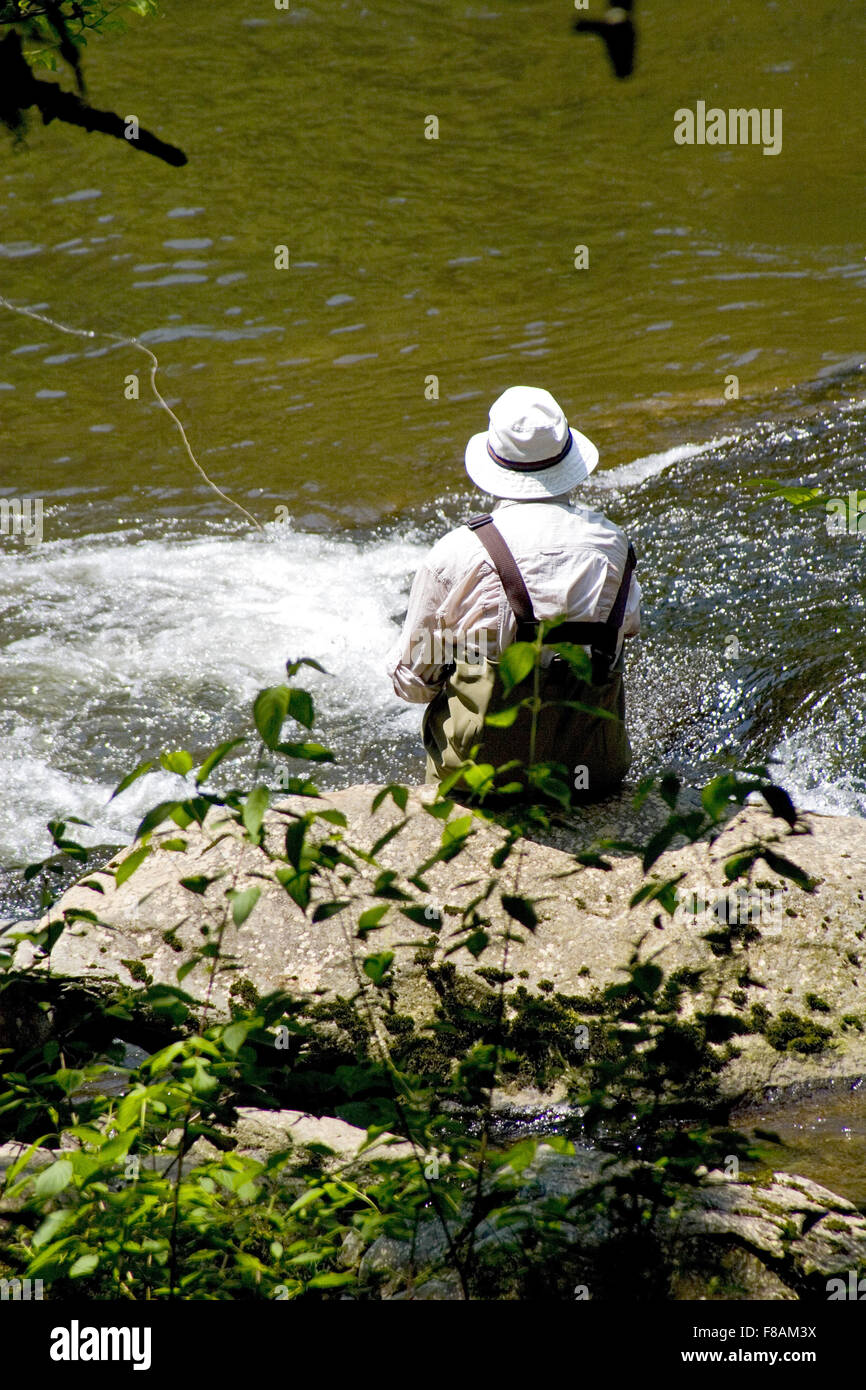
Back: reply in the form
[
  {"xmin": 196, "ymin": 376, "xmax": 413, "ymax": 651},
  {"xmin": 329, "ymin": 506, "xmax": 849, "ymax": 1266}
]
[{"xmin": 386, "ymin": 497, "xmax": 642, "ymax": 704}]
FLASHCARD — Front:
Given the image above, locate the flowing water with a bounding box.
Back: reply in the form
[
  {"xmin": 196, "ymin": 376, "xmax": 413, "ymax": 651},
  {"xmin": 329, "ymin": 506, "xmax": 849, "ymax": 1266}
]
[{"xmin": 1, "ymin": 0, "xmax": 864, "ymax": 1201}]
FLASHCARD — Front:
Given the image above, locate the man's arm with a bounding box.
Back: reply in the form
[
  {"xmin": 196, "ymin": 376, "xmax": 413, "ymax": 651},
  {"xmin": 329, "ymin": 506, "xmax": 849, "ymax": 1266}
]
[
  {"xmin": 385, "ymin": 558, "xmax": 451, "ymax": 704},
  {"xmin": 623, "ymin": 573, "xmax": 642, "ymax": 638}
]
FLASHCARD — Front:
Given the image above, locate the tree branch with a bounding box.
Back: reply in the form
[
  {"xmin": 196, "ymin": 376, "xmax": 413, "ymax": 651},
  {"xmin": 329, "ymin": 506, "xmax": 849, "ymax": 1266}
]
[{"xmin": 0, "ymin": 29, "xmax": 187, "ymax": 166}]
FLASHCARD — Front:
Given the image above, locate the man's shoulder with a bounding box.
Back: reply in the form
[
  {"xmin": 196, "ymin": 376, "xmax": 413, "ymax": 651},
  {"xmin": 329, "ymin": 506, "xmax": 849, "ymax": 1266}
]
[
  {"xmin": 426, "ymin": 504, "xmax": 631, "ymax": 577},
  {"xmin": 570, "ymin": 505, "xmax": 630, "ymax": 545},
  {"xmin": 427, "ymin": 520, "xmax": 479, "ymax": 575},
  {"xmin": 497, "ymin": 500, "xmax": 629, "ymax": 547}
]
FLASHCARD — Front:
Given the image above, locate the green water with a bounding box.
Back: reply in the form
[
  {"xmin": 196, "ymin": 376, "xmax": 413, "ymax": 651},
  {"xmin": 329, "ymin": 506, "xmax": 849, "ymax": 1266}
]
[
  {"xmin": 2, "ymin": 0, "xmax": 865, "ymax": 863},
  {"xmin": 737, "ymin": 1081, "xmax": 866, "ymax": 1207},
  {"xmin": 2, "ymin": 0, "xmax": 865, "ymax": 836},
  {"xmin": 1, "ymin": 0, "xmax": 864, "ymax": 529}
]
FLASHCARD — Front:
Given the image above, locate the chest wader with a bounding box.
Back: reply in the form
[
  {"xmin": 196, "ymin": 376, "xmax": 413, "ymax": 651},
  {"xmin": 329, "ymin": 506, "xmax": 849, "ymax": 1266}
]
[{"xmin": 422, "ymin": 514, "xmax": 637, "ymax": 801}]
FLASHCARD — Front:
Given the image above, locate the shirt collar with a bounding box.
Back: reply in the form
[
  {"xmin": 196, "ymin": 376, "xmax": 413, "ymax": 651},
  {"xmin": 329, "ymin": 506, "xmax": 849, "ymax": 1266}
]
[{"xmin": 492, "ymin": 496, "xmax": 576, "ymax": 512}]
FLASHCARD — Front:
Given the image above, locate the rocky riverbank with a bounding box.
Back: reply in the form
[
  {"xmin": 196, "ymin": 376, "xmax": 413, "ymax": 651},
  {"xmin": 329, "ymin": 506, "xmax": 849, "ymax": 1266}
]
[
  {"xmin": 11, "ymin": 783, "xmax": 866, "ymax": 1101},
  {"xmin": 4, "ymin": 1108, "xmax": 864, "ymax": 1301},
  {"xmin": 3, "ymin": 781, "xmax": 866, "ymax": 1300}
]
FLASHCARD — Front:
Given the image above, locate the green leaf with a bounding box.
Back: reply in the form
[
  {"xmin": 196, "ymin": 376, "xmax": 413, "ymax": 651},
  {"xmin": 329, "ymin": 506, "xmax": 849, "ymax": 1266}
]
[
  {"xmin": 242, "ymin": 785, "xmax": 270, "ymax": 843},
  {"xmin": 485, "ymin": 704, "xmax": 520, "ymax": 728},
  {"xmin": 399, "ymin": 905, "xmax": 435, "ymax": 927},
  {"xmin": 254, "ymin": 686, "xmax": 291, "ymax": 749},
  {"xmin": 180, "ymin": 874, "xmax": 221, "ymax": 894},
  {"xmin": 222, "ymin": 1021, "xmax": 253, "ymax": 1055},
  {"xmin": 114, "ymin": 845, "xmax": 151, "ymax": 887},
  {"xmin": 286, "ymin": 656, "xmax": 327, "ymax": 678},
  {"xmin": 195, "ymin": 737, "xmax": 245, "ymax": 786},
  {"xmin": 307, "ymin": 1271, "xmax": 355, "ymax": 1289},
  {"xmin": 723, "ymin": 848, "xmax": 760, "ymax": 882},
  {"xmin": 160, "ymin": 749, "xmax": 193, "ymax": 776},
  {"xmin": 32, "ymin": 1207, "xmax": 73, "ymax": 1250},
  {"xmin": 501, "ymin": 893, "xmax": 538, "ymax": 931},
  {"xmin": 69, "ymin": 1253, "xmax": 99, "ymax": 1278},
  {"xmin": 62, "ymin": 908, "xmax": 98, "ymax": 925},
  {"xmin": 549, "ymin": 641, "xmax": 593, "ymax": 681},
  {"xmin": 286, "ymin": 689, "xmax": 315, "ymax": 730},
  {"xmin": 745, "ymin": 479, "xmax": 826, "ymax": 509},
  {"xmin": 275, "ymin": 741, "xmax": 333, "ymax": 762},
  {"xmin": 464, "ymin": 762, "xmax": 496, "ymax": 792},
  {"xmin": 229, "ymin": 886, "xmax": 261, "ymax": 926},
  {"xmin": 137, "ymin": 801, "xmax": 181, "ymax": 838},
  {"xmin": 442, "ymin": 815, "xmax": 473, "ymax": 848},
  {"xmin": 275, "ymin": 866, "xmax": 311, "ymax": 910},
  {"xmin": 499, "ymin": 642, "xmax": 536, "ymax": 693},
  {"xmin": 4, "ymin": 1136, "xmax": 56, "ymax": 1188},
  {"xmin": 284, "ymin": 819, "xmax": 307, "ymax": 870},
  {"xmin": 541, "ymin": 1134, "xmax": 575, "ymax": 1156},
  {"xmin": 629, "ymin": 874, "xmax": 685, "ymax": 914},
  {"xmin": 358, "ymin": 905, "xmax": 389, "ymax": 938},
  {"xmin": 110, "ymin": 758, "xmax": 155, "ymax": 800},
  {"xmin": 502, "ymin": 1137, "xmax": 538, "ymax": 1174},
  {"xmin": 312, "ymin": 901, "xmax": 349, "ymax": 923},
  {"xmin": 701, "ymin": 773, "xmax": 739, "ymax": 821},
  {"xmin": 362, "ymin": 951, "xmax": 394, "ymax": 986},
  {"xmin": 34, "ymin": 1158, "xmax": 74, "ymax": 1198}
]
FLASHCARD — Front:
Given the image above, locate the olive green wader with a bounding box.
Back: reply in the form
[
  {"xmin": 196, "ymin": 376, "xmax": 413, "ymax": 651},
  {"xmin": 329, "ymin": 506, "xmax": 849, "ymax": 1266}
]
[{"xmin": 422, "ymin": 513, "xmax": 636, "ymax": 800}]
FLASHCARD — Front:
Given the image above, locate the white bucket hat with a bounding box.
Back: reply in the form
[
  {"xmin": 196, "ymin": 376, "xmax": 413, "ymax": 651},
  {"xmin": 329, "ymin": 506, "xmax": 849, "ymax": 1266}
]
[{"xmin": 464, "ymin": 386, "xmax": 599, "ymax": 500}]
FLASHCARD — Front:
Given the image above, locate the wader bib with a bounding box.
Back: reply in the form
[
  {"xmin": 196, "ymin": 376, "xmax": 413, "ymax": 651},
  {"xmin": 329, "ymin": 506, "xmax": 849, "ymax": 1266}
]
[{"xmin": 422, "ymin": 514, "xmax": 636, "ymax": 798}]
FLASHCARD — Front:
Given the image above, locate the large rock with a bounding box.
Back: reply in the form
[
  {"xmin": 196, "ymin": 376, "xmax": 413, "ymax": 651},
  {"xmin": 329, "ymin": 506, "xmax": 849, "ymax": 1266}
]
[
  {"xmin": 357, "ymin": 1145, "xmax": 866, "ymax": 1300},
  {"xmin": 9, "ymin": 784, "xmax": 866, "ymax": 1099}
]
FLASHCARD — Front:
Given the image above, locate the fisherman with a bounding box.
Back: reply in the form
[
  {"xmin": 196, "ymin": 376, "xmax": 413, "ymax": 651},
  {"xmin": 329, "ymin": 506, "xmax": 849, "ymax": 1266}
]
[{"xmin": 386, "ymin": 386, "xmax": 641, "ymax": 801}]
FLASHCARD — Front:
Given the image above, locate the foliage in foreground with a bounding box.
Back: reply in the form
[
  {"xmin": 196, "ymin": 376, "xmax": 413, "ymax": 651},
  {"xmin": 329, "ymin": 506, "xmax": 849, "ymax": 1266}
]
[{"xmin": 0, "ymin": 644, "xmax": 825, "ymax": 1300}]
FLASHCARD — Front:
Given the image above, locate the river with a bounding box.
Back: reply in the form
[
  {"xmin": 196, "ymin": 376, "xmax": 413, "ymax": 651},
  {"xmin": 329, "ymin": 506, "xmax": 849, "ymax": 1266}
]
[{"xmin": 1, "ymin": 0, "xmax": 864, "ymax": 887}]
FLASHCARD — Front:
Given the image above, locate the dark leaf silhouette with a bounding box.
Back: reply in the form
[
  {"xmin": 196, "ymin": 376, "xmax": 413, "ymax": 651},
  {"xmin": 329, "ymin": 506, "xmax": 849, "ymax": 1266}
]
[
  {"xmin": 0, "ymin": 29, "xmax": 187, "ymax": 166},
  {"xmin": 574, "ymin": 2, "xmax": 637, "ymax": 80}
]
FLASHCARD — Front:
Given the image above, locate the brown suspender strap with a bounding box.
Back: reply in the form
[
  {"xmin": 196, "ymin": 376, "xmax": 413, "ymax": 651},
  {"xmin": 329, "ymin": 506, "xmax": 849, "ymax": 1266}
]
[
  {"xmin": 467, "ymin": 512, "xmax": 636, "ymax": 671},
  {"xmin": 606, "ymin": 541, "xmax": 637, "ymax": 636},
  {"xmin": 467, "ymin": 513, "xmax": 537, "ymax": 639}
]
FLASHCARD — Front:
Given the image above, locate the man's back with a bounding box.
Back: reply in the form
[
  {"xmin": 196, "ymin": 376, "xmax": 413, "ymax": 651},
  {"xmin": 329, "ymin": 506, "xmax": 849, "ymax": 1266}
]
[{"xmin": 388, "ymin": 497, "xmax": 641, "ymax": 702}]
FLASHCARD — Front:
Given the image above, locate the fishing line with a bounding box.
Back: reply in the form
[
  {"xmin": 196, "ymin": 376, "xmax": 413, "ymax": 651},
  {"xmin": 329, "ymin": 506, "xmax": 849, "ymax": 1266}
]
[{"xmin": 0, "ymin": 296, "xmax": 265, "ymax": 532}]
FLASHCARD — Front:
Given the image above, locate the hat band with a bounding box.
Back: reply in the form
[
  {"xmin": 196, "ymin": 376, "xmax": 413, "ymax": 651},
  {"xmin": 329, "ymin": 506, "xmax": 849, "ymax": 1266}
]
[{"xmin": 486, "ymin": 431, "xmax": 573, "ymax": 472}]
